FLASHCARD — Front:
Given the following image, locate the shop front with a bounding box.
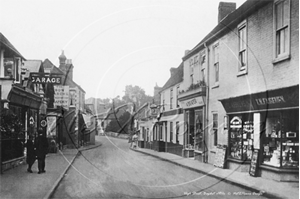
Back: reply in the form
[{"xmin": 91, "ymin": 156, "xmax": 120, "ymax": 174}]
[
  {"xmin": 152, "ymin": 121, "xmax": 166, "ymax": 152},
  {"xmin": 220, "ymin": 85, "xmax": 299, "ymax": 181},
  {"xmin": 8, "ymin": 85, "xmax": 42, "ymax": 138},
  {"xmin": 180, "ymin": 96, "xmax": 205, "ymax": 160}
]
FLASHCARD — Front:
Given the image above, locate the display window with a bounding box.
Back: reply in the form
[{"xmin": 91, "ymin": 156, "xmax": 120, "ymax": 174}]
[
  {"xmin": 262, "ymin": 109, "xmax": 299, "ymax": 168},
  {"xmin": 229, "ymin": 114, "xmax": 254, "ymax": 161}
]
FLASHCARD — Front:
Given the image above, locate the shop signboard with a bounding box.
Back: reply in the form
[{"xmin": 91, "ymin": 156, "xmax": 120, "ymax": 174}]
[
  {"xmin": 181, "ymin": 96, "xmax": 205, "ymax": 109},
  {"xmin": 249, "ymin": 149, "xmax": 259, "ymax": 177},
  {"xmin": 220, "ymin": 85, "xmax": 299, "ymax": 113},
  {"xmin": 30, "ymin": 73, "xmax": 62, "ymax": 84},
  {"xmin": 47, "ymin": 116, "xmax": 56, "ymax": 138},
  {"xmin": 54, "ymin": 85, "xmax": 69, "ymax": 110},
  {"xmin": 213, "ymin": 145, "xmax": 227, "ymax": 168}
]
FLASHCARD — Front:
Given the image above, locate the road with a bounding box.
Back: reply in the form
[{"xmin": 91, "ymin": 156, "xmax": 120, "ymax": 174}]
[{"xmin": 52, "ymin": 136, "xmax": 267, "ymax": 199}]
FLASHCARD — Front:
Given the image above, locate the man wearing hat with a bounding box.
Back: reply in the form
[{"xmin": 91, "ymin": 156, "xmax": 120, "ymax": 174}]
[{"xmin": 35, "ymin": 130, "xmax": 49, "ymax": 174}]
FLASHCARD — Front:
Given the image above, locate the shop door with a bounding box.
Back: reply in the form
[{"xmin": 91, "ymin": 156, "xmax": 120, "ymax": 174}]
[{"xmin": 184, "ymin": 111, "xmax": 190, "ymax": 149}]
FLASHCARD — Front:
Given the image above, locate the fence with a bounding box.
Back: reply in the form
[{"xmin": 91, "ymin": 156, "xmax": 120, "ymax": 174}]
[{"xmin": 1, "ymin": 138, "xmax": 25, "ymax": 162}]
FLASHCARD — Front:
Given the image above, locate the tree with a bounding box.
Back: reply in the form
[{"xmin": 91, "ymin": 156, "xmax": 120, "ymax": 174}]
[
  {"xmin": 105, "ymin": 111, "xmax": 131, "ymax": 134},
  {"xmin": 122, "ymin": 85, "xmax": 153, "ymax": 110}
]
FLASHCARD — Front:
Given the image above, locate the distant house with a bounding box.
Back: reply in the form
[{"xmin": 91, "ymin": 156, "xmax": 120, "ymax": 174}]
[{"xmin": 42, "ymin": 51, "xmax": 87, "ymax": 148}]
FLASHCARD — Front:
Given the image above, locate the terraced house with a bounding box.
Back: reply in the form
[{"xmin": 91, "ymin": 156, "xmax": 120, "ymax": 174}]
[
  {"xmin": 184, "ymin": 0, "xmax": 298, "ymax": 181},
  {"xmin": 153, "ymin": 0, "xmax": 298, "ymax": 182}
]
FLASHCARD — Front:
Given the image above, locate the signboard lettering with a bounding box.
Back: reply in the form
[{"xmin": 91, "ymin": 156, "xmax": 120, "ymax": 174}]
[
  {"xmin": 255, "ymin": 96, "xmax": 285, "ymax": 106},
  {"xmin": 54, "ymin": 85, "xmax": 69, "ymax": 110},
  {"xmin": 30, "ymin": 73, "xmax": 62, "ymax": 84},
  {"xmin": 181, "ymin": 96, "xmax": 205, "ymax": 109},
  {"xmin": 213, "ymin": 145, "xmax": 227, "ymax": 168}
]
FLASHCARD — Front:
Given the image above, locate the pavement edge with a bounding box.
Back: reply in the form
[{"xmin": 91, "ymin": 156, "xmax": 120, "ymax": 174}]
[
  {"xmin": 131, "ymin": 148, "xmax": 283, "ymax": 199},
  {"xmin": 44, "ymin": 143, "xmax": 102, "ymax": 199}
]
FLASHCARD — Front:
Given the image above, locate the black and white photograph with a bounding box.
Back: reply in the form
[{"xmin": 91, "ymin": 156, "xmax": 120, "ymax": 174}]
[{"xmin": 0, "ymin": 0, "xmax": 299, "ymax": 198}]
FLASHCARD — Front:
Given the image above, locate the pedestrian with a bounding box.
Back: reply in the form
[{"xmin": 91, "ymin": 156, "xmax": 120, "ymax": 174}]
[
  {"xmin": 35, "ymin": 131, "xmax": 49, "ymax": 174},
  {"xmin": 128, "ymin": 134, "xmax": 133, "ymax": 147},
  {"xmin": 132, "ymin": 133, "xmax": 138, "ymax": 149},
  {"xmin": 24, "ymin": 135, "xmax": 36, "ymax": 173}
]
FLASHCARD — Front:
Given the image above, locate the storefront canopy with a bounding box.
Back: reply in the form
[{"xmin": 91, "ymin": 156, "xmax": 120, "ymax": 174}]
[
  {"xmin": 219, "ymin": 85, "xmax": 299, "ymax": 114},
  {"xmin": 8, "ymin": 85, "xmax": 42, "ymax": 109}
]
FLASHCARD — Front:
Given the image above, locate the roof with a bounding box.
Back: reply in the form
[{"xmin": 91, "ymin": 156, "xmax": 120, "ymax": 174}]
[
  {"xmin": 0, "ymin": 32, "xmax": 25, "ymax": 60},
  {"xmin": 42, "ymin": 59, "xmax": 85, "ymax": 93},
  {"xmin": 183, "ymin": 0, "xmax": 272, "ymax": 60},
  {"xmin": 22, "ymin": 60, "xmax": 43, "ymax": 77},
  {"xmin": 160, "ymin": 63, "xmax": 183, "ymax": 92}
]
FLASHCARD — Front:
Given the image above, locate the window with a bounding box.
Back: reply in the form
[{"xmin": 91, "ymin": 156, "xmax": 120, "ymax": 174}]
[
  {"xmin": 262, "ymin": 110, "xmax": 298, "ymax": 168},
  {"xmin": 170, "ymin": 122, "xmax": 173, "ymax": 142},
  {"xmin": 170, "ymin": 88, "xmax": 173, "ymax": 110},
  {"xmin": 274, "ymin": 0, "xmax": 290, "ymax": 61},
  {"xmin": 200, "ymin": 51, "xmax": 206, "ymax": 83},
  {"xmin": 213, "ymin": 113, "xmax": 218, "ymax": 146},
  {"xmin": 176, "ymin": 122, "xmax": 179, "ymax": 144},
  {"xmin": 190, "ymin": 74, "xmax": 194, "ymax": 85},
  {"xmin": 213, "ymin": 43, "xmax": 219, "ymax": 84},
  {"xmin": 3, "ymin": 58, "xmax": 21, "ymax": 82},
  {"xmin": 238, "ymin": 21, "xmax": 247, "ymax": 71}
]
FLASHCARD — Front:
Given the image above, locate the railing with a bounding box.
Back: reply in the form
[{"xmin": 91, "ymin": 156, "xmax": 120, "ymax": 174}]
[{"xmin": 178, "ymin": 81, "xmax": 206, "ymax": 96}]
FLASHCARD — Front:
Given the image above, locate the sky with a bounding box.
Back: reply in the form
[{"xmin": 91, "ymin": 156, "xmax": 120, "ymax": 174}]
[{"xmin": 1, "ymin": 0, "xmax": 246, "ymax": 99}]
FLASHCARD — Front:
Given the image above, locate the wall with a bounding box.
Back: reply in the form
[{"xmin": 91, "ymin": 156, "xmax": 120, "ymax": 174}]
[{"xmin": 207, "ymin": 0, "xmax": 299, "ymax": 164}]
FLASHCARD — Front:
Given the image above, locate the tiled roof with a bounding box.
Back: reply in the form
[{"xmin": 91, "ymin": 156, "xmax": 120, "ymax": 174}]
[
  {"xmin": 23, "ymin": 60, "xmax": 43, "ymax": 73},
  {"xmin": 0, "ymin": 32, "xmax": 25, "ymax": 60},
  {"xmin": 160, "ymin": 63, "xmax": 183, "ymax": 92}
]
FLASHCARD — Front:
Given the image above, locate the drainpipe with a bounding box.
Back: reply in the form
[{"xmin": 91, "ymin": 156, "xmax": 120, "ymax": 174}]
[{"xmin": 204, "ymin": 42, "xmax": 209, "ymax": 163}]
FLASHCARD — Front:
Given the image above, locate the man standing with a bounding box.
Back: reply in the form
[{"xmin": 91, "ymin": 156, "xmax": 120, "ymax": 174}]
[
  {"xmin": 35, "ymin": 131, "xmax": 49, "ymax": 174},
  {"xmin": 24, "ymin": 135, "xmax": 36, "ymax": 173}
]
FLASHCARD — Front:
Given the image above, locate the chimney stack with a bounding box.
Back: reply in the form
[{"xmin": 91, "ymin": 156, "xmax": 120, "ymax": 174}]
[
  {"xmin": 170, "ymin": 67, "xmax": 176, "ymax": 77},
  {"xmin": 218, "ymin": 2, "xmax": 236, "ymax": 23}
]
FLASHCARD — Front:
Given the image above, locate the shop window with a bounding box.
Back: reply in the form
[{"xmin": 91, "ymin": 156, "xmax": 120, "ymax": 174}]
[
  {"xmin": 229, "ymin": 114, "xmax": 254, "ymax": 161},
  {"xmin": 213, "ymin": 113, "xmax": 218, "ymax": 146},
  {"xmin": 273, "ymin": 0, "xmax": 290, "ymax": 62},
  {"xmin": 159, "ymin": 125, "xmax": 163, "ymax": 140},
  {"xmin": 262, "ymin": 110, "xmax": 298, "ymax": 168}
]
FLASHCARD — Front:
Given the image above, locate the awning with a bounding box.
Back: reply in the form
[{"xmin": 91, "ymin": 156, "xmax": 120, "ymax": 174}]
[
  {"xmin": 219, "ymin": 85, "xmax": 299, "ymax": 114},
  {"xmin": 8, "ymin": 85, "xmax": 42, "ymax": 109}
]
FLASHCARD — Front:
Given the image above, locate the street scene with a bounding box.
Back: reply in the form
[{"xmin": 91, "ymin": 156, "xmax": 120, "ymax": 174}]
[{"xmin": 0, "ymin": 0, "xmax": 299, "ymax": 199}]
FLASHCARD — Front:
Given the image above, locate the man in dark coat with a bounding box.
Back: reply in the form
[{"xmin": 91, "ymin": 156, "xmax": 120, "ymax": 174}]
[
  {"xmin": 35, "ymin": 132, "xmax": 49, "ymax": 174},
  {"xmin": 24, "ymin": 135, "xmax": 36, "ymax": 173}
]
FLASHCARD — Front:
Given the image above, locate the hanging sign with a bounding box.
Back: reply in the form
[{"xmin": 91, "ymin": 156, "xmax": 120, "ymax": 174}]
[
  {"xmin": 29, "ymin": 116, "xmax": 35, "ymax": 125},
  {"xmin": 41, "ymin": 120, "xmax": 47, "ymax": 127}
]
